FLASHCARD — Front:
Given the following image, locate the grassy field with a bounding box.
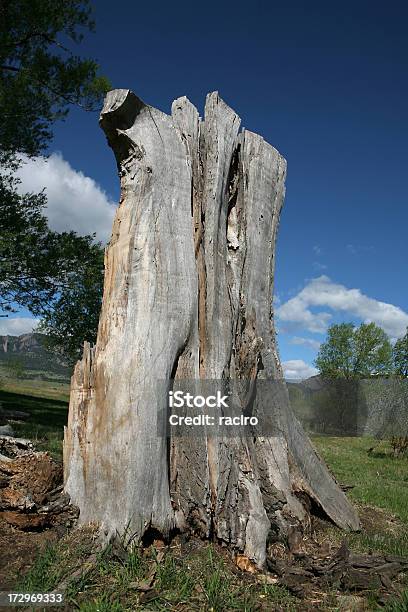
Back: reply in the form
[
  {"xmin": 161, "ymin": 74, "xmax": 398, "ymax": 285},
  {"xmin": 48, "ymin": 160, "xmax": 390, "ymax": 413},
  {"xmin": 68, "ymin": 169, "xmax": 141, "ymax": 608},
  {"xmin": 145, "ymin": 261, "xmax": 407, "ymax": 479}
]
[
  {"xmin": 2, "ymin": 389, "xmax": 408, "ymax": 610},
  {"xmin": 0, "ymin": 387, "xmax": 68, "ymax": 458},
  {"xmin": 314, "ymin": 436, "xmax": 408, "ymax": 524},
  {"xmin": 18, "ymin": 530, "xmax": 300, "ymax": 612},
  {"xmin": 0, "ymin": 374, "xmax": 69, "ymax": 402},
  {"xmin": 313, "ymin": 436, "xmax": 408, "ymax": 563}
]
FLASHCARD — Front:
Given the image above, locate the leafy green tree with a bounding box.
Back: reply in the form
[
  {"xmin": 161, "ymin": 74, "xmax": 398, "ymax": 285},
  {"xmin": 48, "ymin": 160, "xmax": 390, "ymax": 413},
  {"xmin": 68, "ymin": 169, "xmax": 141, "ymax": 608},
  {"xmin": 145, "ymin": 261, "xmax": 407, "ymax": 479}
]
[
  {"xmin": 315, "ymin": 322, "xmax": 393, "ymax": 379},
  {"xmin": 0, "ymin": 170, "xmax": 105, "ymax": 362},
  {"xmin": 0, "ymin": 171, "xmax": 103, "ymax": 308},
  {"xmin": 0, "ymin": 0, "xmax": 109, "ymax": 361},
  {"xmin": 394, "ymin": 327, "xmax": 408, "ymax": 377},
  {"xmin": 37, "ymin": 241, "xmax": 104, "ymax": 363},
  {"xmin": 353, "ymin": 323, "xmax": 393, "ymax": 377},
  {"xmin": 0, "ymin": 0, "xmax": 110, "ymax": 159},
  {"xmin": 315, "ymin": 323, "xmax": 355, "ymax": 378}
]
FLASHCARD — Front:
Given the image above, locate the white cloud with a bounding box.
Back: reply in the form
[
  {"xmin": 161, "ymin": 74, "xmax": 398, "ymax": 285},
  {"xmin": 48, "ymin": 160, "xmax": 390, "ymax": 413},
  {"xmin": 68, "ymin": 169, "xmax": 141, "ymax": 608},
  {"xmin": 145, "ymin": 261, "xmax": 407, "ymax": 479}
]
[
  {"xmin": 282, "ymin": 359, "xmax": 318, "ymax": 380},
  {"xmin": 277, "ymin": 275, "xmax": 408, "ymax": 339},
  {"xmin": 290, "ymin": 336, "xmax": 321, "ymax": 351},
  {"xmin": 0, "ymin": 317, "xmax": 39, "ymax": 336},
  {"xmin": 15, "ymin": 153, "xmax": 116, "ymax": 243},
  {"xmin": 277, "ymin": 290, "xmax": 331, "ymax": 334},
  {"xmin": 313, "ymin": 245, "xmax": 322, "ymax": 256}
]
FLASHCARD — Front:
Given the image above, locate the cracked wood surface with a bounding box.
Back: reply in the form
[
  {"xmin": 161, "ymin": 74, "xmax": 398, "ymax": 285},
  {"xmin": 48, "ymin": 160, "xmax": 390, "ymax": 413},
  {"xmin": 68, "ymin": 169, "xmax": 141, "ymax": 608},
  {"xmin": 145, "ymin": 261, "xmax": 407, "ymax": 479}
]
[{"xmin": 64, "ymin": 89, "xmax": 359, "ymax": 566}]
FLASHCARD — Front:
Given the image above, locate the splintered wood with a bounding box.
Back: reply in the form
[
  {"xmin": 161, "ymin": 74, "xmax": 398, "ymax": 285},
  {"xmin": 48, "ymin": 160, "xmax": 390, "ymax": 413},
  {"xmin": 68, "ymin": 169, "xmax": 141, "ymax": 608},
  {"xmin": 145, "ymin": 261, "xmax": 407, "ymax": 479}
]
[{"xmin": 64, "ymin": 89, "xmax": 359, "ymax": 565}]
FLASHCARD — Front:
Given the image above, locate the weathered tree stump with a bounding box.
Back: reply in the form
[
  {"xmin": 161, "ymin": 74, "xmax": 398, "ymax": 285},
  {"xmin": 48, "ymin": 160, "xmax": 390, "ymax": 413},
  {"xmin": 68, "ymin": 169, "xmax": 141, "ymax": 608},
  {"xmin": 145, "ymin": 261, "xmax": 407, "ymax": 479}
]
[{"xmin": 64, "ymin": 90, "xmax": 359, "ymax": 566}]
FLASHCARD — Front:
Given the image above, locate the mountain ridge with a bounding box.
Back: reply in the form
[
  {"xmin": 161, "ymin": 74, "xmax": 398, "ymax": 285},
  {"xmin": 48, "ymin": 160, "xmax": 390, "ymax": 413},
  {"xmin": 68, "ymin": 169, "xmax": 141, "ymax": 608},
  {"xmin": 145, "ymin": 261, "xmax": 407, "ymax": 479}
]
[{"xmin": 0, "ymin": 333, "xmax": 71, "ymax": 381}]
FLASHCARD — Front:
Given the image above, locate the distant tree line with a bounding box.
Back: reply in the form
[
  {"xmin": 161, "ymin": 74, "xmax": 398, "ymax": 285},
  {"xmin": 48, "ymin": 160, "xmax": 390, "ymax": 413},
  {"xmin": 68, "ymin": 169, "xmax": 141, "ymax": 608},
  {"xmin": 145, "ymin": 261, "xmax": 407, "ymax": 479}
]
[
  {"xmin": 286, "ymin": 323, "xmax": 408, "ymax": 440},
  {"xmin": 315, "ymin": 322, "xmax": 408, "ymax": 379}
]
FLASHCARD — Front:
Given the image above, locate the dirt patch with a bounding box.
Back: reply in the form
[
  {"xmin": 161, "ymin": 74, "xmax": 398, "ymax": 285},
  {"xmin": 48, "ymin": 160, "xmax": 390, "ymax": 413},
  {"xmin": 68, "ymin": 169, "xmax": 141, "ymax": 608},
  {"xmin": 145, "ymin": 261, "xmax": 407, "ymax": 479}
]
[
  {"xmin": 1, "ymin": 474, "xmax": 407, "ymax": 611},
  {"xmin": 312, "ymin": 503, "xmax": 405, "ymax": 545},
  {"xmin": 0, "ymin": 435, "xmax": 79, "ymax": 592},
  {"xmin": 1, "ymin": 516, "xmax": 407, "ymax": 611},
  {"xmin": 0, "ymin": 518, "xmax": 59, "ymax": 589},
  {"xmin": 357, "ymin": 504, "xmax": 403, "ymax": 535}
]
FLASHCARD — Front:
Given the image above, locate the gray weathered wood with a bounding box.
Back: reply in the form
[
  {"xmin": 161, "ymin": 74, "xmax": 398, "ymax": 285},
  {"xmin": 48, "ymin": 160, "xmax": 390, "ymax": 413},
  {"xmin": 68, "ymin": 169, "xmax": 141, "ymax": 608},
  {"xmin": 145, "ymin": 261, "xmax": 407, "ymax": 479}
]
[{"xmin": 64, "ymin": 89, "xmax": 359, "ymax": 566}]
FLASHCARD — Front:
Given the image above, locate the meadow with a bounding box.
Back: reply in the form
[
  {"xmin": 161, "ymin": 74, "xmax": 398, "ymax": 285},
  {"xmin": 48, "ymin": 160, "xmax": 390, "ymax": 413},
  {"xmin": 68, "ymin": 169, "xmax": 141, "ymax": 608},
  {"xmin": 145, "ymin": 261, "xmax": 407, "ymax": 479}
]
[{"xmin": 1, "ymin": 384, "xmax": 408, "ymax": 610}]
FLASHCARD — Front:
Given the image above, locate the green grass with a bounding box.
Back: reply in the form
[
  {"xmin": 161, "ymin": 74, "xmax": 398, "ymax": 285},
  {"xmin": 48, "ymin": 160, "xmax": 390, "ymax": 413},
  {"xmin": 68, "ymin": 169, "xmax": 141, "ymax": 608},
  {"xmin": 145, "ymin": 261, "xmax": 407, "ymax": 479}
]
[
  {"xmin": 314, "ymin": 436, "xmax": 408, "ymax": 610},
  {"xmin": 313, "ymin": 436, "xmax": 408, "ymax": 523},
  {"xmin": 17, "ymin": 533, "xmax": 297, "ymax": 611},
  {"xmin": 0, "ymin": 375, "xmax": 70, "ymax": 401},
  {"xmin": 383, "ymin": 589, "xmax": 408, "ymax": 611},
  {"xmin": 18, "ymin": 542, "xmax": 62, "ymax": 592},
  {"xmin": 313, "ymin": 435, "xmax": 408, "ymax": 560},
  {"xmin": 154, "ymin": 551, "xmax": 195, "ymax": 603},
  {"xmin": 5, "ymin": 386, "xmax": 408, "ymax": 610}
]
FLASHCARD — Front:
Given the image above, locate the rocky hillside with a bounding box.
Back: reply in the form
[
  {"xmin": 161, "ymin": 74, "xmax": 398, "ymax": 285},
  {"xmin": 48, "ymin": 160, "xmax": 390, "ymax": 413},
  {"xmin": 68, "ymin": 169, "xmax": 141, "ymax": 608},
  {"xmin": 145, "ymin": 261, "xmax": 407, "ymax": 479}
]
[{"xmin": 0, "ymin": 333, "xmax": 71, "ymax": 382}]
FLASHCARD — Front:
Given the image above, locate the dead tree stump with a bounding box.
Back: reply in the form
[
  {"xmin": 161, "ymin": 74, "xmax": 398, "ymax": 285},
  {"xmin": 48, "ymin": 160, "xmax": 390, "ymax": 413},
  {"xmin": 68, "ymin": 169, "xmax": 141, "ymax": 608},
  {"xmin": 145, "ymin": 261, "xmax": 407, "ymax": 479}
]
[{"xmin": 64, "ymin": 90, "xmax": 359, "ymax": 566}]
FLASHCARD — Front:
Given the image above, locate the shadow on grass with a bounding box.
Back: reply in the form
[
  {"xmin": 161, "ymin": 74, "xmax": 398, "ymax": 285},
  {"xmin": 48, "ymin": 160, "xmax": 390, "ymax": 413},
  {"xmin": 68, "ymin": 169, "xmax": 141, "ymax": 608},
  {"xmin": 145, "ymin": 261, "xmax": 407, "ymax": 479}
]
[
  {"xmin": 0, "ymin": 389, "xmax": 68, "ymax": 459},
  {"xmin": 0, "ymin": 389, "xmax": 68, "ymax": 428},
  {"xmin": 369, "ymin": 450, "xmax": 390, "ymax": 459}
]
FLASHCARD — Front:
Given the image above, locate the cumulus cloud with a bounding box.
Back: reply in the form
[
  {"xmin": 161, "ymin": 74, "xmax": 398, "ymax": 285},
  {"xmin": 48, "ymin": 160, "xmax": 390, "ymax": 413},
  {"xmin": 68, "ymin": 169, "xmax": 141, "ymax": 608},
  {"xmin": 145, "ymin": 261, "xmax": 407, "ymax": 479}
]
[
  {"xmin": 15, "ymin": 153, "xmax": 116, "ymax": 243},
  {"xmin": 282, "ymin": 359, "xmax": 318, "ymax": 380},
  {"xmin": 0, "ymin": 317, "xmax": 39, "ymax": 336},
  {"xmin": 277, "ymin": 275, "xmax": 408, "ymax": 339},
  {"xmin": 289, "ymin": 336, "xmax": 321, "ymax": 351}
]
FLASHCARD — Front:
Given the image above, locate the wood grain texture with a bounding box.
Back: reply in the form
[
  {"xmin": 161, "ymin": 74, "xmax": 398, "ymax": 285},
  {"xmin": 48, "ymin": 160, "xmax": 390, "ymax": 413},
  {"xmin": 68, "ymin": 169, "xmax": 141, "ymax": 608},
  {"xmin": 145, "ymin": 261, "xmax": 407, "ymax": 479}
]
[{"xmin": 64, "ymin": 89, "xmax": 359, "ymax": 565}]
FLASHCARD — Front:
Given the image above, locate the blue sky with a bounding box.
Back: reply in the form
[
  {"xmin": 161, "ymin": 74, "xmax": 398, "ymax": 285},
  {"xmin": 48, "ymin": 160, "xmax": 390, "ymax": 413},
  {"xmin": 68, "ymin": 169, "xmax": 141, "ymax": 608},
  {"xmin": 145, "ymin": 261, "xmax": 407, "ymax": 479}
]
[{"xmin": 4, "ymin": 0, "xmax": 408, "ymax": 378}]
